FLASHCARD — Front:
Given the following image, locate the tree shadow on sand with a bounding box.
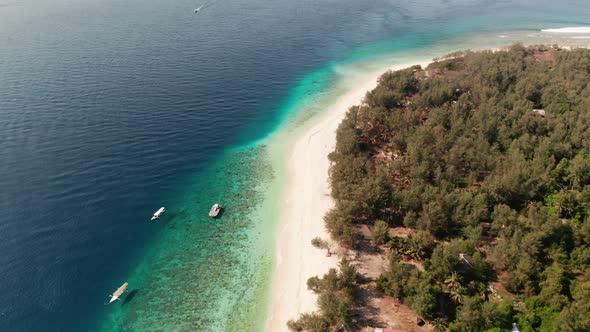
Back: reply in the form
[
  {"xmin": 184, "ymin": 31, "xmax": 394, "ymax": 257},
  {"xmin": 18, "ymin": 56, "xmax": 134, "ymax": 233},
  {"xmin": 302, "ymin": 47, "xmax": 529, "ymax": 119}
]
[{"xmin": 351, "ymin": 282, "xmax": 386, "ymax": 329}]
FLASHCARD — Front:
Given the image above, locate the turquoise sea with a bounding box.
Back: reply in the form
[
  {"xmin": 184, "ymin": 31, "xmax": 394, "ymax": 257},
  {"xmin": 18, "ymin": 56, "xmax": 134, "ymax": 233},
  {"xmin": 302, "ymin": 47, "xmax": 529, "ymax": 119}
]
[{"xmin": 1, "ymin": 0, "xmax": 590, "ymax": 331}]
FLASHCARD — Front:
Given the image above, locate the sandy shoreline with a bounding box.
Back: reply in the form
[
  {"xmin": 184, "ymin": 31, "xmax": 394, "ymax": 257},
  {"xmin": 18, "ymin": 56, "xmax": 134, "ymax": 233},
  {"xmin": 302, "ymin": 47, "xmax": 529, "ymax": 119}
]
[{"xmin": 266, "ymin": 60, "xmax": 430, "ymax": 331}]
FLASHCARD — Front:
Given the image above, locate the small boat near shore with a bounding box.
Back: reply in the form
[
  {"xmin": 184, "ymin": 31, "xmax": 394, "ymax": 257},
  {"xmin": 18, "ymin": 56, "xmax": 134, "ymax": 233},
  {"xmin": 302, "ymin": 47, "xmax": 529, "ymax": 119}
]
[
  {"xmin": 109, "ymin": 282, "xmax": 128, "ymax": 304},
  {"xmin": 151, "ymin": 207, "xmax": 166, "ymax": 221},
  {"xmin": 209, "ymin": 203, "xmax": 222, "ymax": 218}
]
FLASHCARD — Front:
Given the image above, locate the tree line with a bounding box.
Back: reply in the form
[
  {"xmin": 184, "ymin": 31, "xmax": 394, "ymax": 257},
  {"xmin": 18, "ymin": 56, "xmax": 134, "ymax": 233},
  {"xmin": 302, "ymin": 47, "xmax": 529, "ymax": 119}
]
[{"xmin": 292, "ymin": 45, "xmax": 590, "ymax": 331}]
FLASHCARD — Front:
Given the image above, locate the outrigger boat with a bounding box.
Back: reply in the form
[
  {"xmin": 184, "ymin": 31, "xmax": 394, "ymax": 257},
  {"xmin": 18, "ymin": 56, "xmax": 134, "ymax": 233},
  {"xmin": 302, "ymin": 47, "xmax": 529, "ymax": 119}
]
[
  {"xmin": 109, "ymin": 282, "xmax": 128, "ymax": 304},
  {"xmin": 209, "ymin": 203, "xmax": 222, "ymax": 218},
  {"xmin": 151, "ymin": 207, "xmax": 166, "ymax": 221}
]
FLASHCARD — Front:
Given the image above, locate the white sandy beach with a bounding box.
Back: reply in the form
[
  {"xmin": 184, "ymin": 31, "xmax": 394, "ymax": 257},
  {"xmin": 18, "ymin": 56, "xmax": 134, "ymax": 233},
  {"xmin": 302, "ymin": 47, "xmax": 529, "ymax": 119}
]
[{"xmin": 266, "ymin": 60, "xmax": 430, "ymax": 331}]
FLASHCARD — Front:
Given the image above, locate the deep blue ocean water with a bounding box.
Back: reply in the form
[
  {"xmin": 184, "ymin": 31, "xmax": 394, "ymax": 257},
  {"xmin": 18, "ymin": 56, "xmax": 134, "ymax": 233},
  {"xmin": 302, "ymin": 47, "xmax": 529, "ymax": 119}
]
[{"xmin": 1, "ymin": 0, "xmax": 590, "ymax": 330}]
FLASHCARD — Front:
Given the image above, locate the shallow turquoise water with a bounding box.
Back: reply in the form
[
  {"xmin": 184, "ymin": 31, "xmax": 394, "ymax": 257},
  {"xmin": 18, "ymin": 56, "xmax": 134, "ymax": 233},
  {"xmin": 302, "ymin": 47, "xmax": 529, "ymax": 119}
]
[
  {"xmin": 2, "ymin": 0, "xmax": 590, "ymax": 331},
  {"xmin": 101, "ymin": 146, "xmax": 275, "ymax": 331},
  {"xmin": 101, "ymin": 30, "xmax": 590, "ymax": 332}
]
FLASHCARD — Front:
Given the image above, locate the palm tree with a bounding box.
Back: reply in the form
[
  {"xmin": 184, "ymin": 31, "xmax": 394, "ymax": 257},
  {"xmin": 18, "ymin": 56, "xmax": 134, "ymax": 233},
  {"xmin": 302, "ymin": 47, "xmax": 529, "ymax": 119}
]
[
  {"xmin": 444, "ymin": 271, "xmax": 465, "ymax": 304},
  {"xmin": 432, "ymin": 318, "xmax": 448, "ymax": 332}
]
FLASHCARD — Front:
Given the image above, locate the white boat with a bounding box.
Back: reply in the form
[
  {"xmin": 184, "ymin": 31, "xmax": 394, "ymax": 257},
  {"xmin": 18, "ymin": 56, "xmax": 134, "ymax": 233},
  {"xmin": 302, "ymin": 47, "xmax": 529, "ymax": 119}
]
[
  {"xmin": 209, "ymin": 203, "xmax": 221, "ymax": 218},
  {"xmin": 151, "ymin": 207, "xmax": 166, "ymax": 221},
  {"xmin": 109, "ymin": 282, "xmax": 128, "ymax": 304}
]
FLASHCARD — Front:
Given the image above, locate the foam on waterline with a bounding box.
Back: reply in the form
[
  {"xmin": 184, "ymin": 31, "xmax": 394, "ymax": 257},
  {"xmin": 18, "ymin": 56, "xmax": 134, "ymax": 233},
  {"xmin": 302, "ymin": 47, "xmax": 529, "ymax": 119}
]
[{"xmin": 542, "ymin": 27, "xmax": 590, "ymax": 33}]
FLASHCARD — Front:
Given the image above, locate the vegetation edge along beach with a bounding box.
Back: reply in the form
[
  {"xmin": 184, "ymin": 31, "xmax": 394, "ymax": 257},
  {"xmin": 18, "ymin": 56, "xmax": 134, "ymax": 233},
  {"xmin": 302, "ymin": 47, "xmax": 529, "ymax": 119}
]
[
  {"xmin": 266, "ymin": 58, "xmax": 430, "ymax": 331},
  {"xmin": 282, "ymin": 45, "xmax": 590, "ymax": 332}
]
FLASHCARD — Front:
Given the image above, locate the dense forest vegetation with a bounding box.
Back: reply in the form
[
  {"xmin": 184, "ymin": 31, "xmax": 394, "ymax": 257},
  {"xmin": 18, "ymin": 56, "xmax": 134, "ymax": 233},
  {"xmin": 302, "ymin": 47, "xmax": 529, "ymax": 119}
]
[{"xmin": 289, "ymin": 45, "xmax": 590, "ymax": 331}]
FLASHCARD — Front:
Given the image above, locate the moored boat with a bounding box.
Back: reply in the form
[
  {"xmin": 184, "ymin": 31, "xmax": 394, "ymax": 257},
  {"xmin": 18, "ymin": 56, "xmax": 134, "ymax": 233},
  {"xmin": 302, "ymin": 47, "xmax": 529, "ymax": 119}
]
[
  {"xmin": 151, "ymin": 207, "xmax": 166, "ymax": 221},
  {"xmin": 109, "ymin": 282, "xmax": 128, "ymax": 303},
  {"xmin": 209, "ymin": 203, "xmax": 221, "ymax": 218}
]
